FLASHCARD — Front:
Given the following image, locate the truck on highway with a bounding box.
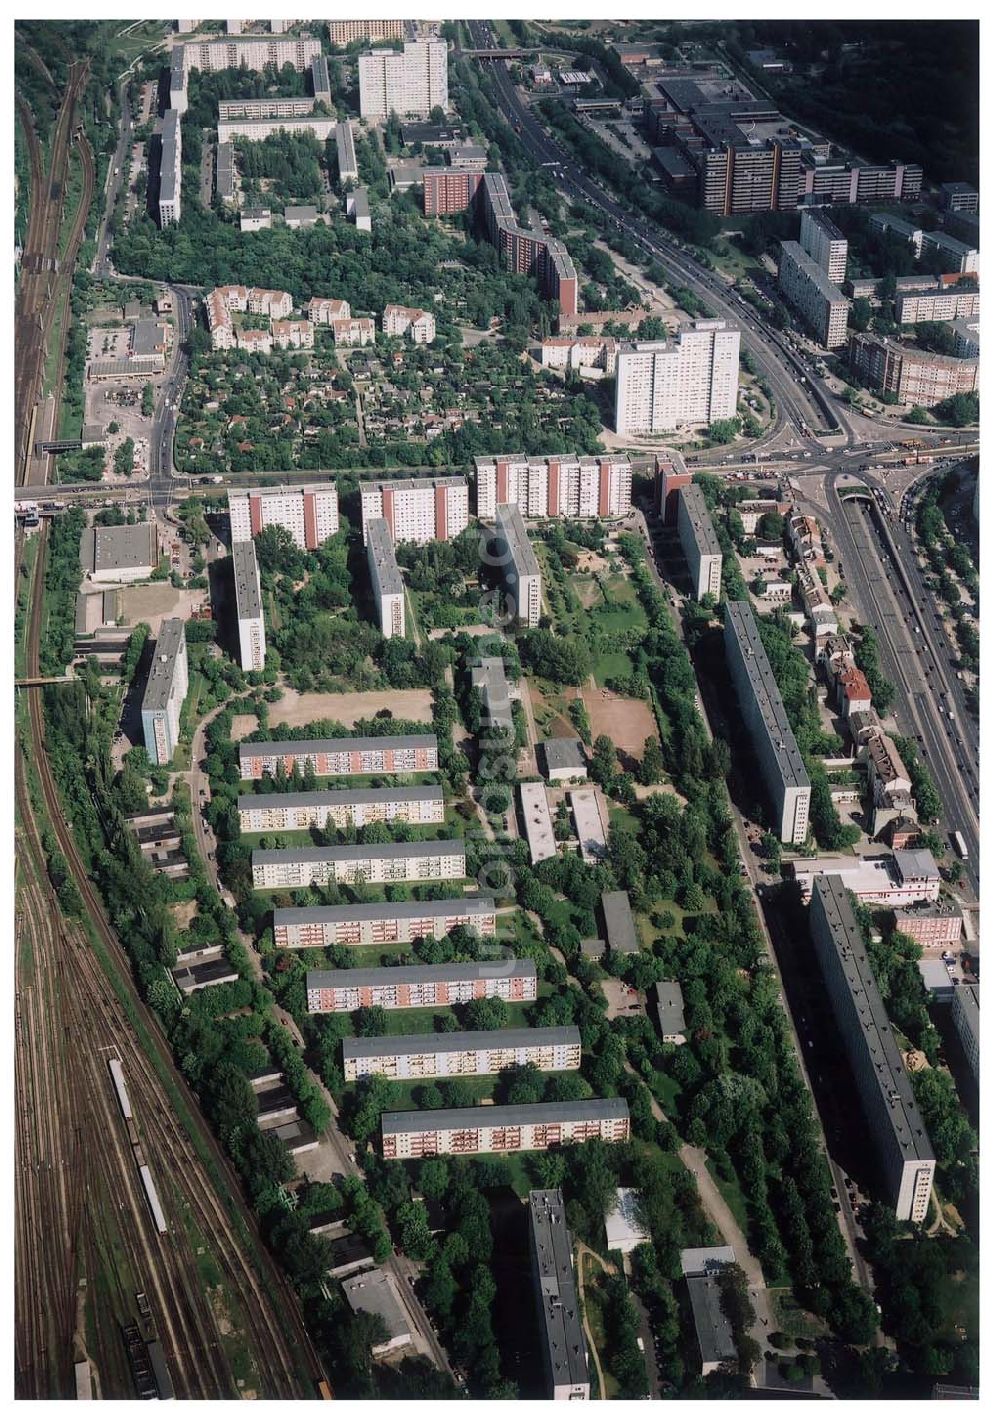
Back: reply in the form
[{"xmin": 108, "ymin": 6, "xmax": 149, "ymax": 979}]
[{"xmin": 953, "ymin": 832, "xmax": 969, "ymax": 861}]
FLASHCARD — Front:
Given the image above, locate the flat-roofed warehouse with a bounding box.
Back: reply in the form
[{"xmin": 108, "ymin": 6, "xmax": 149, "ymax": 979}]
[
  {"xmin": 724, "ymin": 599, "xmax": 811, "ymax": 844},
  {"xmin": 252, "ymin": 838, "xmax": 466, "ymax": 891},
  {"xmin": 306, "ymin": 958, "xmax": 537, "ymax": 1013},
  {"xmin": 342, "ymin": 1025, "xmax": 582, "ymax": 1081},
  {"xmin": 239, "ymin": 733, "xmax": 438, "ymax": 778},
  {"xmin": 81, "ymin": 521, "xmax": 159, "ymax": 584},
  {"xmin": 274, "ymin": 896, "xmax": 496, "ymax": 950},
  {"xmin": 810, "ymin": 875, "xmax": 935, "ymax": 1222},
  {"xmin": 529, "ymin": 1190, "xmax": 591, "ymax": 1400},
  {"xmin": 237, "ymin": 785, "xmax": 444, "ymax": 833},
  {"xmin": 381, "ymin": 1096, "xmax": 631, "ymax": 1159}
]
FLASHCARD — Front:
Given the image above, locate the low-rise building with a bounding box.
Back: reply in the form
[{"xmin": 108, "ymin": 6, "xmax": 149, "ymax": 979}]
[
  {"xmin": 81, "ymin": 521, "xmax": 159, "ymax": 584},
  {"xmin": 141, "ymin": 618, "xmax": 189, "ymax": 766},
  {"xmin": 677, "ymin": 483, "xmax": 722, "ymax": 599},
  {"xmin": 274, "ymin": 896, "xmax": 495, "ymax": 951},
  {"xmin": 239, "ymin": 733, "xmax": 438, "ymax": 779},
  {"xmin": 542, "ymin": 737, "xmax": 587, "ymax": 783},
  {"xmin": 346, "ymin": 187, "xmax": 371, "ymax": 231},
  {"xmin": 654, "ymin": 980, "xmax": 687, "ymax": 1044},
  {"xmin": 792, "ymin": 849, "xmax": 940, "ymax": 907},
  {"xmin": 284, "ymin": 204, "xmax": 320, "ymax": 229},
  {"xmin": 343, "ymin": 1026, "xmax": 582, "ymax": 1082},
  {"xmin": 951, "ymin": 984, "xmax": 979, "ymax": 1081},
  {"xmin": 570, "ymin": 787, "xmax": 607, "ymax": 863},
  {"xmin": 381, "ymin": 1097, "xmax": 631, "ymax": 1159},
  {"xmin": 835, "ymin": 666, "xmax": 872, "ymax": 718},
  {"xmin": 604, "ymin": 1188, "xmax": 651, "ymax": 1256},
  {"xmin": 470, "ymin": 656, "xmax": 516, "ymax": 733},
  {"xmin": 232, "ymin": 539, "xmax": 266, "ymax": 671},
  {"xmin": 680, "ymin": 1248, "xmax": 739, "ymax": 1376},
  {"xmin": 238, "ymin": 785, "xmax": 444, "ymax": 834},
  {"xmin": 602, "ymin": 891, "xmax": 639, "ymax": 956},
  {"xmin": 240, "ymin": 206, "xmax": 272, "ymax": 232},
  {"xmin": 539, "ymin": 336, "xmax": 617, "ymax": 376},
  {"xmin": 359, "ymin": 476, "xmax": 469, "ymax": 546},
  {"xmin": 493, "ymin": 503, "xmax": 541, "ymax": 627},
  {"xmin": 520, "ymin": 782, "xmax": 558, "ymax": 865},
  {"xmin": 252, "ymin": 838, "xmax": 465, "ymax": 891},
  {"xmin": 366, "ymin": 516, "xmax": 406, "ymax": 639},
  {"xmin": 335, "ymin": 120, "xmax": 358, "ymax": 182},
  {"xmin": 306, "ymin": 959, "xmax": 537, "ymax": 1014},
  {"xmin": 778, "ymin": 240, "xmax": 850, "ymax": 348},
  {"xmin": 529, "ymin": 1190, "xmax": 591, "ymax": 1401},
  {"xmin": 892, "ymin": 908, "xmax": 963, "ymax": 950},
  {"xmin": 342, "ymin": 1270, "xmax": 413, "ymax": 1357}
]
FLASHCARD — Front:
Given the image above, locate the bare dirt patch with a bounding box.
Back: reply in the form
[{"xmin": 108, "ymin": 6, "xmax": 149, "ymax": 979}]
[
  {"xmin": 269, "ymin": 686, "xmax": 434, "ymax": 729},
  {"xmin": 169, "ymin": 900, "xmax": 198, "ymax": 928},
  {"xmin": 601, "ymin": 979, "xmax": 646, "ymax": 1018},
  {"xmin": 230, "ymin": 714, "xmax": 258, "ymax": 740},
  {"xmin": 120, "ymin": 583, "xmax": 208, "ymax": 635},
  {"xmin": 575, "ymin": 550, "xmax": 611, "ymax": 575},
  {"xmin": 582, "ymin": 688, "xmax": 658, "ymax": 763}
]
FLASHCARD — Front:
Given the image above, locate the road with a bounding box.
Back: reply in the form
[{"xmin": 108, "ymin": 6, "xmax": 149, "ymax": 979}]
[{"xmin": 93, "ymin": 79, "xmax": 132, "ymax": 279}]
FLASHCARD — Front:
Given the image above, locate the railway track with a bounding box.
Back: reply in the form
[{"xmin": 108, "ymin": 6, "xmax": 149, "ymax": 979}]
[{"xmin": 15, "ymin": 527, "xmax": 325, "ymax": 1398}]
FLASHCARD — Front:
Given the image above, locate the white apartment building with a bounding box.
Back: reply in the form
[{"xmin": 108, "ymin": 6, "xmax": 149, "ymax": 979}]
[
  {"xmin": 778, "ymin": 242, "xmax": 850, "ymax": 349},
  {"xmin": 475, "ymin": 452, "xmax": 632, "ymax": 520},
  {"xmin": 382, "ymin": 304, "xmax": 436, "ymax": 343},
  {"xmin": 228, "ymin": 484, "xmax": 339, "ymax": 551},
  {"xmin": 366, "ymin": 516, "xmax": 406, "ymax": 638},
  {"xmin": 614, "ymin": 322, "xmax": 741, "ymax": 434},
  {"xmin": 251, "ymin": 839, "xmax": 466, "ymax": 891},
  {"xmin": 520, "ymin": 782, "xmax": 558, "ymax": 866},
  {"xmin": 343, "ymin": 1026, "xmax": 582, "ymax": 1083},
  {"xmin": 494, "ymin": 504, "xmax": 541, "ymax": 628},
  {"xmin": 307, "ymin": 296, "xmax": 351, "ymax": 326},
  {"xmin": 359, "ymin": 476, "xmax": 469, "ymax": 545},
  {"xmin": 951, "ymin": 984, "xmax": 979, "ymax": 1082},
  {"xmin": 540, "ymin": 336, "xmax": 617, "ymax": 376},
  {"xmin": 158, "ymin": 108, "xmax": 182, "ymax": 228},
  {"xmin": 330, "ymin": 317, "xmax": 376, "ymax": 347},
  {"xmin": 381, "ymin": 1098, "xmax": 630, "ymax": 1160},
  {"xmin": 238, "ymin": 785, "xmax": 444, "ymax": 834},
  {"xmin": 799, "ymin": 209, "xmax": 848, "ymax": 284},
  {"xmin": 358, "ymin": 39, "xmax": 448, "ymax": 121},
  {"xmin": 335, "ymin": 120, "xmax": 358, "ymax": 182},
  {"xmin": 205, "ymin": 285, "xmax": 293, "ymax": 349},
  {"xmin": 677, "ymin": 483, "xmax": 722, "ymax": 600},
  {"xmin": 894, "ymin": 288, "xmax": 980, "ymax": 324},
  {"xmin": 239, "ymin": 733, "xmax": 438, "ymax": 780},
  {"xmin": 232, "ymin": 539, "xmax": 266, "ymax": 671},
  {"xmin": 273, "ymin": 896, "xmax": 495, "ymax": 951},
  {"xmin": 171, "ymin": 33, "xmax": 321, "ymax": 111},
  {"xmin": 329, "ymin": 20, "xmax": 404, "ymax": 46},
  {"xmin": 270, "ymin": 319, "xmax": 314, "ymax": 350},
  {"xmin": 216, "ymin": 114, "xmax": 340, "ymax": 145},
  {"xmin": 140, "ymin": 618, "xmax": 189, "ymax": 766}
]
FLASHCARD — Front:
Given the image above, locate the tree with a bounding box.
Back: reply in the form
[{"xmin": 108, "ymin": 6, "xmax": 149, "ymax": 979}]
[
  {"xmin": 397, "ymin": 1200, "xmax": 434, "ymax": 1261},
  {"xmin": 356, "ymin": 1005, "xmax": 389, "ymax": 1036},
  {"xmin": 464, "ymin": 995, "xmax": 509, "ymax": 1031},
  {"xmin": 849, "ymin": 297, "xmax": 872, "ymax": 332},
  {"xmin": 637, "ymin": 735, "xmax": 665, "ymax": 786},
  {"xmin": 497, "ymin": 1061, "xmax": 545, "ymax": 1105},
  {"xmin": 590, "ymin": 734, "xmax": 618, "ymax": 787}
]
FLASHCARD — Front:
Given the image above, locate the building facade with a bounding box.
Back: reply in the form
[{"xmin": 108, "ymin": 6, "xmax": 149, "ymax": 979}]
[
  {"xmin": 892, "ymin": 908, "xmax": 963, "ymax": 949},
  {"xmin": 493, "ymin": 504, "xmax": 541, "ymax": 627},
  {"xmin": 366, "ymin": 516, "xmax": 406, "ymax": 638},
  {"xmin": 798, "ymin": 209, "xmax": 848, "ymax": 283},
  {"xmin": 274, "ymin": 896, "xmax": 496, "ymax": 951},
  {"xmin": 140, "ymin": 618, "xmax": 189, "ymax": 766},
  {"xmin": 614, "ymin": 322, "xmax": 741, "ymax": 434},
  {"xmin": 849, "ymin": 333, "xmax": 979, "ymax": 405},
  {"xmin": 423, "ymin": 167, "xmax": 484, "ymax": 216},
  {"xmin": 778, "ymin": 241, "xmax": 850, "ymax": 348},
  {"xmin": 306, "ymin": 959, "xmax": 537, "ymax": 1014},
  {"xmin": 232, "ymin": 539, "xmax": 266, "ymax": 671},
  {"xmin": 343, "ymin": 1026, "xmax": 582, "ymax": 1082},
  {"xmin": 360, "ymin": 476, "xmax": 469, "ymax": 545},
  {"xmin": 951, "ymin": 984, "xmax": 979, "ymax": 1081},
  {"xmin": 475, "ymin": 452, "xmax": 632, "ymax": 521},
  {"xmin": 677, "ymin": 483, "xmax": 722, "ymax": 599},
  {"xmin": 529, "ymin": 1191, "xmax": 591, "ymax": 1401},
  {"xmin": 228, "ymin": 484, "xmax": 339, "ymax": 550},
  {"xmin": 329, "ymin": 20, "xmax": 404, "ymax": 46},
  {"xmin": 894, "ymin": 288, "xmax": 980, "ymax": 325},
  {"xmin": 724, "ymin": 600, "xmax": 811, "ymax": 844},
  {"xmin": 381, "ymin": 1098, "xmax": 631, "ymax": 1159},
  {"xmin": 479, "ymin": 172, "xmax": 578, "ymax": 316},
  {"xmin": 252, "ymin": 839, "xmax": 466, "ymax": 891},
  {"xmin": 382, "ymin": 304, "xmax": 436, "ymax": 343},
  {"xmin": 358, "ymin": 39, "xmax": 448, "ymax": 121},
  {"xmin": 238, "ymin": 785, "xmax": 444, "ymax": 834},
  {"xmin": 239, "ymin": 733, "xmax": 438, "ymax": 780}
]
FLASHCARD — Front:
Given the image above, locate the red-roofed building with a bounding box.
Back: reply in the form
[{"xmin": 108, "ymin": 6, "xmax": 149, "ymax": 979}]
[{"xmin": 835, "ymin": 667, "xmax": 872, "ymax": 718}]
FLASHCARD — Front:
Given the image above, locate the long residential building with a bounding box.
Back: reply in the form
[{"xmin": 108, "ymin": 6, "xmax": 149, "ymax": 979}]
[
  {"xmin": 329, "ymin": 20, "xmax": 404, "ymax": 46},
  {"xmin": 793, "ymin": 849, "xmax": 940, "ymax": 906},
  {"xmin": 778, "ymin": 241, "xmax": 850, "ymax": 349},
  {"xmin": 724, "ymin": 600, "xmax": 811, "ymax": 844},
  {"xmin": 366, "ymin": 516, "xmax": 406, "ymax": 639},
  {"xmin": 798, "ymin": 208, "xmax": 847, "ymax": 283},
  {"xmin": 614, "ymin": 322, "xmax": 741, "ymax": 434},
  {"xmin": 358, "ymin": 39, "xmax": 448, "ymax": 121},
  {"xmin": 158, "ymin": 108, "xmax": 182, "ymax": 228},
  {"xmin": 475, "ymin": 452, "xmax": 632, "ymax": 521},
  {"xmin": 951, "ymin": 984, "xmax": 979, "ymax": 1082},
  {"xmin": 141, "ymin": 618, "xmax": 189, "ymax": 767},
  {"xmin": 677, "ymin": 483, "xmax": 722, "ymax": 599},
  {"xmin": 335, "ymin": 120, "xmax": 358, "ymax": 182},
  {"xmin": 529, "ymin": 1191, "xmax": 591, "ymax": 1401},
  {"xmin": 306, "ymin": 958, "xmax": 537, "ymax": 1014},
  {"xmin": 343, "ymin": 1026, "xmax": 582, "ymax": 1082},
  {"xmin": 311, "ymin": 55, "xmax": 332, "ymax": 102},
  {"xmin": 423, "ymin": 167, "xmax": 484, "ymax": 216},
  {"xmin": 238, "ymin": 785, "xmax": 444, "ymax": 834},
  {"xmin": 228, "ymin": 484, "xmax": 339, "ymax": 550},
  {"xmin": 894, "ymin": 287, "xmax": 980, "ymax": 325},
  {"xmin": 217, "ymin": 96, "xmax": 315, "ymax": 121},
  {"xmin": 520, "ymin": 782, "xmax": 557, "ymax": 865},
  {"xmin": 232, "ymin": 539, "xmax": 266, "ymax": 671},
  {"xmin": 381, "ymin": 1097, "xmax": 631, "ymax": 1159},
  {"xmin": 170, "ymin": 33, "xmax": 321, "ymax": 111},
  {"xmin": 810, "ymin": 876, "xmax": 936, "ymax": 1222},
  {"xmin": 480, "ymin": 171, "xmax": 578, "ymax": 316},
  {"xmin": 252, "ymin": 838, "xmax": 466, "ymax": 891},
  {"xmin": 217, "ymin": 140, "xmax": 235, "ymax": 203},
  {"xmin": 217, "ymin": 114, "xmax": 340, "ymax": 145},
  {"xmin": 239, "ymin": 733, "xmax": 439, "ymax": 780},
  {"xmin": 539, "ymin": 335, "xmax": 618, "ymax": 376},
  {"xmin": 848, "ymin": 332, "xmax": 978, "ymax": 405},
  {"xmin": 274, "ymin": 896, "xmax": 496, "ymax": 951},
  {"xmin": 492, "ymin": 504, "xmax": 541, "ymax": 628},
  {"xmin": 359, "ymin": 476, "xmax": 469, "ymax": 546}
]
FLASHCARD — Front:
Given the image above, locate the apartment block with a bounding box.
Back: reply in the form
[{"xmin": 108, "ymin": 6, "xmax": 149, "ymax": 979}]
[
  {"xmin": 540, "ymin": 336, "xmax": 618, "ymax": 376},
  {"xmin": 677, "ymin": 483, "xmax": 722, "ymax": 599},
  {"xmin": 799, "ymin": 209, "xmax": 847, "ymax": 283},
  {"xmin": 358, "ymin": 39, "xmax": 448, "ymax": 121},
  {"xmin": 238, "ymin": 785, "xmax": 444, "ymax": 834},
  {"xmin": 613, "ymin": 321, "xmax": 741, "ymax": 434},
  {"xmin": 366, "ymin": 516, "xmax": 406, "ymax": 638},
  {"xmin": 205, "ymin": 284, "xmax": 293, "ymax": 348},
  {"xmin": 270, "ymin": 318, "xmax": 313, "ymax": 350},
  {"xmin": 802, "ymin": 158, "xmax": 922, "ymax": 207},
  {"xmin": 778, "ymin": 241, "xmax": 850, "ymax": 348},
  {"xmin": 343, "ymin": 1026, "xmax": 582, "ymax": 1082},
  {"xmin": 252, "ymin": 838, "xmax": 466, "ymax": 891},
  {"xmin": 894, "ymin": 288, "xmax": 979, "ymax": 325},
  {"xmin": 335, "ymin": 120, "xmax": 358, "ymax": 181},
  {"xmin": 493, "ymin": 504, "xmax": 541, "ymax": 628},
  {"xmin": 312, "ymin": 54, "xmax": 332, "ymax": 103},
  {"xmin": 381, "ymin": 1097, "xmax": 631, "ymax": 1159},
  {"xmin": 232, "ymin": 539, "xmax": 266, "ymax": 671},
  {"xmin": 216, "ymin": 114, "xmax": 340, "ymax": 145},
  {"xmin": 329, "ymin": 19, "xmax": 404, "ymax": 47},
  {"xmin": 479, "ymin": 172, "xmax": 578, "ymax": 316},
  {"xmin": 274, "ymin": 896, "xmax": 496, "ymax": 951},
  {"xmin": 217, "ymin": 96, "xmax": 315, "ymax": 121},
  {"xmin": 810, "ymin": 876, "xmax": 935, "ymax": 1222},
  {"xmin": 849, "ymin": 333, "xmax": 978, "ymax": 405},
  {"xmin": 529, "ymin": 1191, "xmax": 590, "ymax": 1401},
  {"xmin": 724, "ymin": 600, "xmax": 811, "ymax": 844},
  {"xmin": 157, "ymin": 108, "xmax": 183, "ymax": 228},
  {"xmin": 382, "ymin": 304, "xmax": 436, "ymax": 343},
  {"xmin": 793, "ymin": 849, "xmax": 941, "ymax": 907},
  {"xmin": 951, "ymin": 984, "xmax": 979, "ymax": 1081},
  {"xmin": 171, "ymin": 33, "xmax": 321, "ymax": 110},
  {"xmin": 423, "ymin": 167, "xmax": 485, "ymax": 216},
  {"xmin": 140, "ymin": 618, "xmax": 189, "ymax": 767},
  {"xmin": 217, "ymin": 140, "xmax": 235, "ymax": 204},
  {"xmin": 475, "ymin": 452, "xmax": 632, "ymax": 521},
  {"xmin": 892, "ymin": 908, "xmax": 963, "ymax": 950},
  {"xmin": 239, "ymin": 733, "xmax": 438, "ymax": 780},
  {"xmin": 359, "ymin": 476, "xmax": 469, "ymax": 546},
  {"xmin": 228, "ymin": 484, "xmax": 339, "ymax": 550},
  {"xmin": 306, "ymin": 958, "xmax": 537, "ymax": 1014}
]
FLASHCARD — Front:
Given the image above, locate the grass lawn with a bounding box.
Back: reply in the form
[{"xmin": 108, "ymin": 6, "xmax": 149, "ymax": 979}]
[
  {"xmin": 705, "ymin": 1154, "xmax": 751, "ymax": 1241},
  {"xmin": 772, "ymin": 1289, "xmax": 829, "ymax": 1341},
  {"xmin": 637, "ymin": 898, "xmax": 683, "ymax": 947},
  {"xmin": 592, "ymin": 651, "xmax": 635, "ymax": 687},
  {"xmin": 609, "ymin": 807, "xmax": 641, "ymax": 835},
  {"xmin": 580, "ymin": 1255, "xmax": 620, "ymax": 1399},
  {"xmin": 648, "ymin": 1069, "xmax": 682, "ymax": 1118}
]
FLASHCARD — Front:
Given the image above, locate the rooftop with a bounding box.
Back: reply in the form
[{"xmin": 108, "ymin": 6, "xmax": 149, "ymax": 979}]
[
  {"xmin": 342, "ymin": 1269, "xmax": 411, "ymax": 1344},
  {"xmin": 678, "ymin": 482, "xmax": 722, "ymax": 559},
  {"xmin": 602, "ymin": 891, "xmax": 639, "ymax": 955},
  {"xmin": 655, "ymin": 980, "xmax": 686, "ymax": 1037},
  {"xmin": 307, "ymin": 958, "xmax": 535, "ymax": 991},
  {"xmin": 520, "ymin": 781, "xmax": 557, "ymax": 865},
  {"xmin": 780, "ymin": 240, "xmax": 850, "ymax": 307},
  {"xmin": 232, "ymin": 539, "xmax": 262, "ymax": 621},
  {"xmin": 254, "ymin": 838, "xmax": 465, "ymax": 866},
  {"xmin": 724, "ymin": 600, "xmax": 811, "ymax": 791},
  {"xmin": 687, "ymin": 1274, "xmax": 738, "ymax": 1368},
  {"xmin": 275, "ymin": 896, "xmax": 493, "ymax": 927},
  {"xmin": 82, "ymin": 521, "xmax": 157, "ymax": 575},
  {"xmin": 529, "ymin": 1190, "xmax": 590, "ymax": 1391},
  {"xmin": 494, "ymin": 502, "xmax": 541, "ymax": 579},
  {"xmin": 366, "ymin": 516, "xmax": 404, "ymax": 597},
  {"xmin": 542, "ymin": 737, "xmax": 587, "ymax": 774},
  {"xmin": 239, "ymin": 732, "xmax": 437, "ymax": 762},
  {"xmin": 382, "ymin": 1096, "xmax": 629, "ymax": 1134},
  {"xmin": 240, "ymin": 785, "xmax": 443, "ymax": 812},
  {"xmin": 343, "ymin": 1026, "xmax": 580, "ymax": 1061}
]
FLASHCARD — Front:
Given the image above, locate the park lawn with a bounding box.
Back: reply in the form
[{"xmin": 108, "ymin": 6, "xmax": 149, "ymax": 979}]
[
  {"xmin": 592, "ymin": 651, "xmax": 635, "ymax": 687},
  {"xmin": 772, "ymin": 1289, "xmax": 830, "ymax": 1341},
  {"xmin": 609, "ymin": 807, "xmax": 641, "ymax": 835},
  {"xmin": 648, "ymin": 1069, "xmax": 682, "ymax": 1119},
  {"xmin": 637, "ymin": 899, "xmax": 683, "ymax": 947},
  {"xmin": 704, "ymin": 1155, "xmax": 751, "ymax": 1241}
]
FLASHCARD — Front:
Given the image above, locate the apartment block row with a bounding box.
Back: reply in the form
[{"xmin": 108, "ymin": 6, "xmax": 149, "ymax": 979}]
[
  {"xmin": 251, "ymin": 838, "xmax": 466, "ymax": 891},
  {"xmin": 366, "ymin": 516, "xmax": 405, "ymax": 639},
  {"xmin": 239, "ymin": 733, "xmax": 439, "ymax": 780},
  {"xmin": 228, "ymin": 484, "xmax": 340, "ymax": 550},
  {"xmin": 169, "ymin": 33, "xmax": 321, "ymax": 114},
  {"xmin": 868, "ymin": 213, "xmax": 979, "ymax": 275},
  {"xmin": 306, "ymin": 958, "xmax": 536, "ymax": 1014},
  {"xmin": 381, "ymin": 1097, "xmax": 630, "ymax": 1159},
  {"xmin": 238, "ymin": 785, "xmax": 444, "ymax": 834},
  {"xmin": 479, "ymin": 172, "xmax": 578, "ymax": 317},
  {"xmin": 529, "ymin": 1191, "xmax": 591, "ymax": 1400},
  {"xmin": 894, "ymin": 287, "xmax": 979, "ymax": 325},
  {"xmin": 274, "ymin": 896, "xmax": 496, "ymax": 950},
  {"xmin": 475, "ymin": 452, "xmax": 632, "ymax": 521},
  {"xmin": 141, "ymin": 618, "xmax": 189, "ymax": 767},
  {"xmin": 232, "ymin": 539, "xmax": 266, "ymax": 671},
  {"xmin": 778, "ymin": 241, "xmax": 850, "ymax": 349},
  {"xmin": 613, "ymin": 321, "xmax": 741, "ymax": 435},
  {"xmin": 342, "ymin": 1026, "xmax": 582, "ymax": 1082},
  {"xmin": 848, "ymin": 333, "xmax": 978, "ymax": 406},
  {"xmin": 492, "ymin": 504, "xmax": 542, "ymax": 628},
  {"xmin": 359, "ymin": 476, "xmax": 469, "ymax": 546},
  {"xmin": 158, "ymin": 108, "xmax": 182, "ymax": 228},
  {"xmin": 329, "ymin": 20, "xmax": 404, "ymax": 46}
]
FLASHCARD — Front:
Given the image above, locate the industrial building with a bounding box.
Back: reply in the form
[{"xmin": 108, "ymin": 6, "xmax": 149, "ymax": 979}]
[
  {"xmin": 614, "ymin": 322, "xmax": 741, "ymax": 434},
  {"xmin": 809, "ymin": 876, "xmax": 936, "ymax": 1222},
  {"xmin": 798, "ymin": 208, "xmax": 848, "ymax": 283},
  {"xmin": 358, "ymin": 38, "xmax": 448, "ymax": 121},
  {"xmin": 778, "ymin": 241, "xmax": 850, "ymax": 348},
  {"xmin": 239, "ymin": 733, "xmax": 438, "ymax": 779},
  {"xmin": 228, "ymin": 483, "xmax": 339, "ymax": 550},
  {"xmin": 492, "ymin": 504, "xmax": 542, "ymax": 628},
  {"xmin": 951, "ymin": 984, "xmax": 979, "ymax": 1081},
  {"xmin": 237, "ymin": 785, "xmax": 444, "ymax": 834},
  {"xmin": 677, "ymin": 483, "xmax": 722, "ymax": 599},
  {"xmin": 252, "ymin": 838, "xmax": 466, "ymax": 891},
  {"xmin": 520, "ymin": 782, "xmax": 558, "ymax": 865},
  {"xmin": 359, "ymin": 476, "xmax": 469, "ymax": 546},
  {"xmin": 724, "ymin": 601, "xmax": 811, "ymax": 843},
  {"xmin": 80, "ymin": 521, "xmax": 158, "ymax": 584},
  {"xmin": 158, "ymin": 108, "xmax": 182, "ymax": 227},
  {"xmin": 306, "ymin": 958, "xmax": 537, "ymax": 1014},
  {"xmin": 140, "ymin": 618, "xmax": 189, "ymax": 767},
  {"xmin": 366, "ymin": 517, "xmax": 405, "ymax": 639},
  {"xmin": 274, "ymin": 896, "xmax": 496, "ymax": 951},
  {"xmin": 528, "ymin": 1191, "xmax": 591, "ymax": 1401},
  {"xmin": 343, "ymin": 1026, "xmax": 582, "ymax": 1082},
  {"xmin": 232, "ymin": 540, "xmax": 266, "ymax": 671},
  {"xmin": 381, "ymin": 1097, "xmax": 631, "ymax": 1159},
  {"xmin": 474, "ymin": 452, "xmax": 632, "ymax": 521}
]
